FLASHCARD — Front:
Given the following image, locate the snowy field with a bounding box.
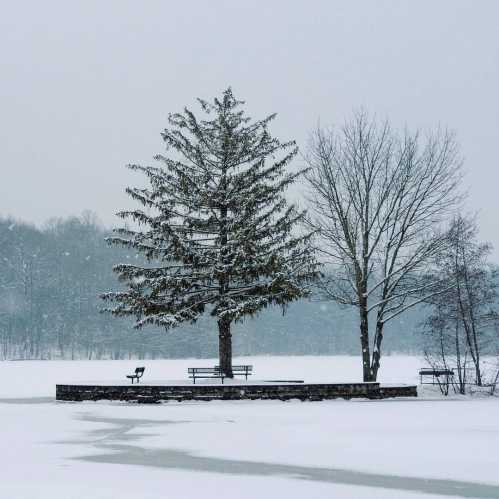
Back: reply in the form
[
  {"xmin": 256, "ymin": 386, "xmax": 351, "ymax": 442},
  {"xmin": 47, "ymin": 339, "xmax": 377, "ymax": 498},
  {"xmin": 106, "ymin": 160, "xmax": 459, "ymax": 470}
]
[{"xmin": 1, "ymin": 355, "xmax": 499, "ymax": 499}]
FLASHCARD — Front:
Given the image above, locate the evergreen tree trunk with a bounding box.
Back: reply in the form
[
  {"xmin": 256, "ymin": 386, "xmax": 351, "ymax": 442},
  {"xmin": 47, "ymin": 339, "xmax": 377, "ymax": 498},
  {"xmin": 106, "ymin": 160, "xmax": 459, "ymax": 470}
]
[
  {"xmin": 218, "ymin": 165, "xmax": 233, "ymax": 377},
  {"xmin": 218, "ymin": 318, "xmax": 233, "ymax": 377}
]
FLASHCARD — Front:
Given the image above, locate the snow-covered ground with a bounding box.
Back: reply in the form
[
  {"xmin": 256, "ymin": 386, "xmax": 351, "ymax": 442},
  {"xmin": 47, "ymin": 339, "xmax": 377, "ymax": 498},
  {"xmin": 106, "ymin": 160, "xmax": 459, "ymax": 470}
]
[{"xmin": 1, "ymin": 355, "xmax": 498, "ymax": 499}]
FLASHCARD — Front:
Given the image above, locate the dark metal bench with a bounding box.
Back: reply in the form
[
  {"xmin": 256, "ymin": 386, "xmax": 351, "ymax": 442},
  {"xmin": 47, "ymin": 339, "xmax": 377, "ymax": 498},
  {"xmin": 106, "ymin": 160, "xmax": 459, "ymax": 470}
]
[
  {"xmin": 419, "ymin": 368, "xmax": 454, "ymax": 385},
  {"xmin": 188, "ymin": 367, "xmax": 225, "ymax": 384},
  {"xmin": 126, "ymin": 367, "xmax": 145, "ymax": 384}
]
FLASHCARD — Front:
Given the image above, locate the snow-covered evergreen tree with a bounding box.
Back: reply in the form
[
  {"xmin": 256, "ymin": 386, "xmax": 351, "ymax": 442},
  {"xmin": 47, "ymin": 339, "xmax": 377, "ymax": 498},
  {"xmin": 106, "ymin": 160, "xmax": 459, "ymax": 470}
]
[{"xmin": 103, "ymin": 88, "xmax": 319, "ymax": 376}]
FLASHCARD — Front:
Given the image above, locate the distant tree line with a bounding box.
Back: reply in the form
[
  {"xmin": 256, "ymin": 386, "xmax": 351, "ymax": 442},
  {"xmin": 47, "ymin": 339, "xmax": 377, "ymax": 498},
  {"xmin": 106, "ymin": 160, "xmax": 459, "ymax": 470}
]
[{"xmin": 0, "ymin": 212, "xmax": 131, "ymax": 360}]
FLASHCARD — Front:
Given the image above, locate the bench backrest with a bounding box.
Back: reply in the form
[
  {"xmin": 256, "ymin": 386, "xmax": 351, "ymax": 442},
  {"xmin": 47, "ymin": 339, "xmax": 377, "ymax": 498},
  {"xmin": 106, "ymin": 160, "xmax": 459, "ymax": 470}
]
[
  {"xmin": 419, "ymin": 368, "xmax": 454, "ymax": 376},
  {"xmin": 188, "ymin": 366, "xmax": 253, "ymax": 375},
  {"xmin": 135, "ymin": 367, "xmax": 145, "ymax": 375},
  {"xmin": 214, "ymin": 365, "xmax": 253, "ymax": 372},
  {"xmin": 188, "ymin": 367, "xmax": 218, "ymax": 374}
]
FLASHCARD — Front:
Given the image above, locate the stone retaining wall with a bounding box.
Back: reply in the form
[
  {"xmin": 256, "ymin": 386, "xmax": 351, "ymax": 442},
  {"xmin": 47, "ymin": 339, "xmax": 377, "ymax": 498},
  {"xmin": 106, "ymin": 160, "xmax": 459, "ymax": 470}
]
[{"xmin": 56, "ymin": 382, "xmax": 417, "ymax": 402}]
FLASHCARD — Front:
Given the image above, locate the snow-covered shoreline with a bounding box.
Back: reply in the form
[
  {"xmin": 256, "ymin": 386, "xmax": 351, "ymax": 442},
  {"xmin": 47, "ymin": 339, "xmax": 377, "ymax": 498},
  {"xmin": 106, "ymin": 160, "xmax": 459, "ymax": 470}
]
[{"xmin": 2, "ymin": 355, "xmax": 498, "ymax": 499}]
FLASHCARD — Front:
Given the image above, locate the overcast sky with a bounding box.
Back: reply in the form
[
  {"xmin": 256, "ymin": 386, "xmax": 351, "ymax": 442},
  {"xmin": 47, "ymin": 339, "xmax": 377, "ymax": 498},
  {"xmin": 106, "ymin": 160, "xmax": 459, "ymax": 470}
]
[{"xmin": 1, "ymin": 1, "xmax": 498, "ymax": 258}]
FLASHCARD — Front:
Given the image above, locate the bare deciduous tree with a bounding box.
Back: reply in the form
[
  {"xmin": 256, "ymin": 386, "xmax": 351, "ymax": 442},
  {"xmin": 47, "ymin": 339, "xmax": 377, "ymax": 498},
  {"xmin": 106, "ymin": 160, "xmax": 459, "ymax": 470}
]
[
  {"xmin": 421, "ymin": 303, "xmax": 469, "ymax": 395},
  {"xmin": 305, "ymin": 111, "xmax": 463, "ymax": 381},
  {"xmin": 424, "ymin": 215, "xmax": 498, "ymax": 388}
]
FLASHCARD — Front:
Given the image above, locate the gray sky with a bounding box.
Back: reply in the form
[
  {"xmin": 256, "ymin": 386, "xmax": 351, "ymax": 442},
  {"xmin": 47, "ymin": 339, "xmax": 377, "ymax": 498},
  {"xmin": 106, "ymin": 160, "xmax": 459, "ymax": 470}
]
[{"xmin": 2, "ymin": 1, "xmax": 498, "ymax": 259}]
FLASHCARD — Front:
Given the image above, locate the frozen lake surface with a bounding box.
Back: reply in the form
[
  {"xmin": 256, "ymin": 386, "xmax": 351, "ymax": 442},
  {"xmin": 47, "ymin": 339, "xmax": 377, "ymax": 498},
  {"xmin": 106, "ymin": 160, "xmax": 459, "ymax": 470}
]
[{"xmin": 1, "ymin": 355, "xmax": 498, "ymax": 498}]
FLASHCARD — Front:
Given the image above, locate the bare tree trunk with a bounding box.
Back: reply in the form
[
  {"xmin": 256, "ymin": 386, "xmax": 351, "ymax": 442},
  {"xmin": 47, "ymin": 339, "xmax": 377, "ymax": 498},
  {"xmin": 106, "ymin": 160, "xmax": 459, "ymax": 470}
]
[
  {"xmin": 358, "ymin": 299, "xmax": 372, "ymax": 382},
  {"xmin": 454, "ymin": 320, "xmax": 466, "ymax": 394},
  {"xmin": 218, "ymin": 318, "xmax": 233, "ymax": 377},
  {"xmin": 471, "ymin": 330, "xmax": 482, "ymax": 386},
  {"xmin": 463, "ymin": 269, "xmax": 483, "ymax": 386},
  {"xmin": 490, "ymin": 367, "xmax": 499, "ymax": 396},
  {"xmin": 458, "ymin": 280, "xmax": 482, "ymax": 386},
  {"xmin": 370, "ymin": 317, "xmax": 384, "ymax": 381},
  {"xmin": 438, "ymin": 329, "xmax": 450, "ymax": 395}
]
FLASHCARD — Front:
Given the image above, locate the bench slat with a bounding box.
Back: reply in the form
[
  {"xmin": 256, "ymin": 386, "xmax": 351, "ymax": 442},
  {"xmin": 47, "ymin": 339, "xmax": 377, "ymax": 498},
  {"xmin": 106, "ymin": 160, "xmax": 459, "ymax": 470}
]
[{"xmin": 213, "ymin": 365, "xmax": 253, "ymax": 373}]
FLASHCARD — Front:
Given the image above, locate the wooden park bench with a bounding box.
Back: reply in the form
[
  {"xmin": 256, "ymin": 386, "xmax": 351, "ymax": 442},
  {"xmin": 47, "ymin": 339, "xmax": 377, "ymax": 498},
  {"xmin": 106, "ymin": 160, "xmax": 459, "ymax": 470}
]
[
  {"xmin": 188, "ymin": 367, "xmax": 226, "ymax": 384},
  {"xmin": 419, "ymin": 368, "xmax": 454, "ymax": 386},
  {"xmin": 188, "ymin": 365, "xmax": 253, "ymax": 384},
  {"xmin": 126, "ymin": 367, "xmax": 145, "ymax": 384}
]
